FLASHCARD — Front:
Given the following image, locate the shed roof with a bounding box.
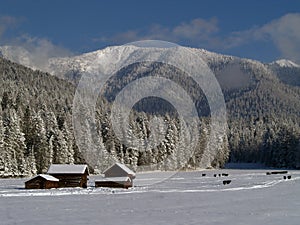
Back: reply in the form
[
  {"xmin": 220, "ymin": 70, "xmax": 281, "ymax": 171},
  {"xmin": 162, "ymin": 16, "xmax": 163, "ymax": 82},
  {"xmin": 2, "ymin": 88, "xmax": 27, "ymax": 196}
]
[
  {"xmin": 26, "ymin": 174, "xmax": 59, "ymax": 182},
  {"xmin": 103, "ymin": 163, "xmax": 135, "ymax": 175},
  {"xmin": 96, "ymin": 176, "xmax": 131, "ymax": 182},
  {"xmin": 47, "ymin": 164, "xmax": 89, "ymax": 175}
]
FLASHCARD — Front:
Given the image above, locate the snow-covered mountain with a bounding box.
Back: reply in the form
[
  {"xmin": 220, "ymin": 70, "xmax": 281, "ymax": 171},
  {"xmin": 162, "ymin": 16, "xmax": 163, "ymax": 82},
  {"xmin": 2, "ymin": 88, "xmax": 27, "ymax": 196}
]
[
  {"xmin": 0, "ymin": 44, "xmax": 270, "ymax": 75},
  {"xmin": 46, "ymin": 46, "xmax": 241, "ymax": 78},
  {"xmin": 1, "ymin": 44, "xmax": 300, "ymax": 87},
  {"xmin": 45, "ymin": 46, "xmax": 300, "ymax": 88},
  {"xmin": 270, "ymin": 59, "xmax": 300, "ymax": 68},
  {"xmin": 268, "ymin": 59, "xmax": 300, "ymax": 86},
  {"xmin": 45, "ymin": 45, "xmax": 266, "ymax": 91}
]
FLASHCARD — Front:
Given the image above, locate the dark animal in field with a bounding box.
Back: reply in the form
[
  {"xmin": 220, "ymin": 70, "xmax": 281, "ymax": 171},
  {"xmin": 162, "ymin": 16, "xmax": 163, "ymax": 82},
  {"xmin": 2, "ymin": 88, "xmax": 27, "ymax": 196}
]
[
  {"xmin": 223, "ymin": 180, "xmax": 231, "ymax": 185},
  {"xmin": 267, "ymin": 171, "xmax": 288, "ymax": 175}
]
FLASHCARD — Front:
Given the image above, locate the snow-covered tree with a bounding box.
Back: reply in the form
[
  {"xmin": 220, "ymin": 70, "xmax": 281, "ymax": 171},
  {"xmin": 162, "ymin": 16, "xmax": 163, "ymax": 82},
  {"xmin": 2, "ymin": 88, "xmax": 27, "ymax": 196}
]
[{"xmin": 2, "ymin": 109, "xmax": 26, "ymax": 176}]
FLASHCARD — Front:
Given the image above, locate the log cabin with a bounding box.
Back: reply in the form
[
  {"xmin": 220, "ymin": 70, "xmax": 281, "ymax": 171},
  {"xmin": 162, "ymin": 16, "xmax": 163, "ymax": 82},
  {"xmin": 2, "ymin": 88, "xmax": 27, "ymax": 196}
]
[
  {"xmin": 47, "ymin": 164, "xmax": 89, "ymax": 188},
  {"xmin": 25, "ymin": 174, "xmax": 59, "ymax": 189},
  {"xmin": 95, "ymin": 176, "xmax": 132, "ymax": 189},
  {"xmin": 103, "ymin": 163, "xmax": 136, "ymax": 180}
]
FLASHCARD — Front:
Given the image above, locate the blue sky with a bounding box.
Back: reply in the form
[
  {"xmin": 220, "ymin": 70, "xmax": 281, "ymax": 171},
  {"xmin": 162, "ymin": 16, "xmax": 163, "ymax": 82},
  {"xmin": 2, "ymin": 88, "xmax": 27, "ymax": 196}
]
[{"xmin": 0, "ymin": 0, "xmax": 300, "ymax": 63}]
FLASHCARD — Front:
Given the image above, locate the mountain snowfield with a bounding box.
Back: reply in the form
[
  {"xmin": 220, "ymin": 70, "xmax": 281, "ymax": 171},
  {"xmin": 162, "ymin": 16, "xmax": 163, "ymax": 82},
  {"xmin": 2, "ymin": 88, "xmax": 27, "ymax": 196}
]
[
  {"xmin": 1, "ymin": 44, "xmax": 300, "ymax": 86},
  {"xmin": 270, "ymin": 59, "xmax": 300, "ymax": 68},
  {"xmin": 46, "ymin": 46, "xmax": 300, "ymax": 87},
  {"xmin": 46, "ymin": 45, "xmax": 228, "ymax": 77}
]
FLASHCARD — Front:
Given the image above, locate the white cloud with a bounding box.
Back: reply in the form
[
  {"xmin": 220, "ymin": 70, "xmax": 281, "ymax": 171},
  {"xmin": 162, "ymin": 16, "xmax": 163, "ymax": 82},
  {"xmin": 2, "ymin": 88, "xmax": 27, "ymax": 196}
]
[
  {"xmin": 96, "ymin": 18, "xmax": 220, "ymax": 47},
  {"xmin": 261, "ymin": 13, "xmax": 300, "ymax": 62},
  {"xmin": 173, "ymin": 18, "xmax": 218, "ymax": 40},
  {"xmin": 96, "ymin": 14, "xmax": 300, "ymax": 63},
  {"xmin": 226, "ymin": 13, "xmax": 300, "ymax": 62},
  {"xmin": 0, "ymin": 15, "xmax": 72, "ymax": 71},
  {"xmin": 2, "ymin": 13, "xmax": 300, "ymax": 64},
  {"xmin": 13, "ymin": 35, "xmax": 73, "ymax": 71}
]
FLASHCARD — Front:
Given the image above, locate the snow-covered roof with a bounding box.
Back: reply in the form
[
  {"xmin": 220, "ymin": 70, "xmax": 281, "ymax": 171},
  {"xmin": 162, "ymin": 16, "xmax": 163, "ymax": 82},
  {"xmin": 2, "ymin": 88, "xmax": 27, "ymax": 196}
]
[
  {"xmin": 47, "ymin": 164, "xmax": 89, "ymax": 175},
  {"xmin": 96, "ymin": 176, "xmax": 131, "ymax": 182},
  {"xmin": 103, "ymin": 163, "xmax": 135, "ymax": 175},
  {"xmin": 27, "ymin": 174, "xmax": 59, "ymax": 182},
  {"xmin": 39, "ymin": 174, "xmax": 59, "ymax": 181}
]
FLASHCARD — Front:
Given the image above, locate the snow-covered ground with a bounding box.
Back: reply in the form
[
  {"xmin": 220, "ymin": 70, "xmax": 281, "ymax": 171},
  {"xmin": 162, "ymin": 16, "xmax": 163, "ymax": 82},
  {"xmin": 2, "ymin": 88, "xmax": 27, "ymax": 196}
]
[{"xmin": 1, "ymin": 168, "xmax": 300, "ymax": 225}]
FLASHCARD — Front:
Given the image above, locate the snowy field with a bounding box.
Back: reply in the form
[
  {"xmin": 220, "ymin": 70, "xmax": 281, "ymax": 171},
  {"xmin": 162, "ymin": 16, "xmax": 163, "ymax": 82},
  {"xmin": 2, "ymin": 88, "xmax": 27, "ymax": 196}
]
[{"xmin": 1, "ymin": 167, "xmax": 300, "ymax": 225}]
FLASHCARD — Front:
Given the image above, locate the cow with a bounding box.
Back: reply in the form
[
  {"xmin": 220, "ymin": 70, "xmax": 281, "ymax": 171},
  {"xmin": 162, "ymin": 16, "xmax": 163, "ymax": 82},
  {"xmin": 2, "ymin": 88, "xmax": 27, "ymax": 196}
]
[{"xmin": 223, "ymin": 180, "xmax": 231, "ymax": 185}]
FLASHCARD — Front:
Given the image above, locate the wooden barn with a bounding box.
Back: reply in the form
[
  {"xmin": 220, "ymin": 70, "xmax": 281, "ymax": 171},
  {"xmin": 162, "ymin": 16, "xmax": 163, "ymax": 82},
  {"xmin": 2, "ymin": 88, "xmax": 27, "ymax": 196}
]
[
  {"xmin": 25, "ymin": 174, "xmax": 59, "ymax": 189},
  {"xmin": 47, "ymin": 164, "xmax": 89, "ymax": 188},
  {"xmin": 103, "ymin": 163, "xmax": 136, "ymax": 180},
  {"xmin": 95, "ymin": 177, "xmax": 132, "ymax": 189}
]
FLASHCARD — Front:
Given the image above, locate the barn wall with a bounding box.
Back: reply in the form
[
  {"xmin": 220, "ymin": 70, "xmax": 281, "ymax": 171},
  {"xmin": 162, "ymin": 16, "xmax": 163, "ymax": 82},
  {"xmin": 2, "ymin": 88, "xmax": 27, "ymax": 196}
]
[
  {"xmin": 45, "ymin": 181, "xmax": 59, "ymax": 189},
  {"xmin": 50, "ymin": 173, "xmax": 88, "ymax": 188},
  {"xmin": 25, "ymin": 178, "xmax": 59, "ymax": 189},
  {"xmin": 95, "ymin": 180, "xmax": 132, "ymax": 189}
]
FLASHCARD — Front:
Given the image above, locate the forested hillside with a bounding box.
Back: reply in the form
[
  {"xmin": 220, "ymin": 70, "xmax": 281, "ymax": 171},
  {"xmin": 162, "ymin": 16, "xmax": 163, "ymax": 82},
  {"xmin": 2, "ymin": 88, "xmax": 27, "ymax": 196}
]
[
  {"xmin": 107, "ymin": 60, "xmax": 300, "ymax": 169},
  {"xmin": 213, "ymin": 60, "xmax": 300, "ymax": 167},
  {"xmin": 0, "ymin": 57, "xmax": 229, "ymax": 177},
  {"xmin": 49, "ymin": 45, "xmax": 300, "ymax": 169},
  {"xmin": 0, "ymin": 58, "xmax": 78, "ymax": 177}
]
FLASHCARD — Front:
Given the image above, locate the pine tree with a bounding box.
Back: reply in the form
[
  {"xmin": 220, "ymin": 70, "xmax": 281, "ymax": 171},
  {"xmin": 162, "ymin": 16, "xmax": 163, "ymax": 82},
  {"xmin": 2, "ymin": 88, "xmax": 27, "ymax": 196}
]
[
  {"xmin": 61, "ymin": 121, "xmax": 75, "ymax": 164},
  {"xmin": 31, "ymin": 111, "xmax": 50, "ymax": 173},
  {"xmin": 2, "ymin": 109, "xmax": 26, "ymax": 176},
  {"xmin": 52, "ymin": 129, "xmax": 69, "ymax": 164},
  {"xmin": 25, "ymin": 147, "xmax": 37, "ymax": 176},
  {"xmin": 0, "ymin": 116, "xmax": 5, "ymax": 176}
]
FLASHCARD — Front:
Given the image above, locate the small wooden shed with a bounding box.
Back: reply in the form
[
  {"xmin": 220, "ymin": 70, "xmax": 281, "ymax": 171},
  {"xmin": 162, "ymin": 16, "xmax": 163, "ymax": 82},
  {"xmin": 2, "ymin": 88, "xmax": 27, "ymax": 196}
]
[
  {"xmin": 103, "ymin": 163, "xmax": 136, "ymax": 180},
  {"xmin": 95, "ymin": 177, "xmax": 132, "ymax": 189},
  {"xmin": 25, "ymin": 174, "xmax": 59, "ymax": 189},
  {"xmin": 47, "ymin": 164, "xmax": 89, "ymax": 188}
]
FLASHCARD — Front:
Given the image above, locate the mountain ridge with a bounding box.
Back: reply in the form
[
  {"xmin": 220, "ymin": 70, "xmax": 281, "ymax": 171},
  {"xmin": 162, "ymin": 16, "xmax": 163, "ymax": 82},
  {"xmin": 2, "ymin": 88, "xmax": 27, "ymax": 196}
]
[
  {"xmin": 1, "ymin": 44, "xmax": 300, "ymax": 80},
  {"xmin": 270, "ymin": 59, "xmax": 300, "ymax": 68}
]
